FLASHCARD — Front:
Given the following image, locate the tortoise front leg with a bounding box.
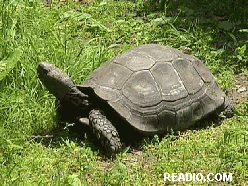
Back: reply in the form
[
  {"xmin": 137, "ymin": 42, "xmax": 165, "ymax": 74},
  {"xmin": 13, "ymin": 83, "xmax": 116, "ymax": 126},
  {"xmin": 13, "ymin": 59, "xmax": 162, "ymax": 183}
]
[
  {"xmin": 89, "ymin": 109, "xmax": 123, "ymax": 155},
  {"xmin": 222, "ymin": 96, "xmax": 236, "ymax": 117}
]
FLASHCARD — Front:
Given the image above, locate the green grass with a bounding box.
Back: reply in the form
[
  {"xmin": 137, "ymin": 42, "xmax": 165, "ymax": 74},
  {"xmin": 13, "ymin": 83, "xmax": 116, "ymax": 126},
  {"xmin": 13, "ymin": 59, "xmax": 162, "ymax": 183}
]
[{"xmin": 0, "ymin": 0, "xmax": 247, "ymax": 185}]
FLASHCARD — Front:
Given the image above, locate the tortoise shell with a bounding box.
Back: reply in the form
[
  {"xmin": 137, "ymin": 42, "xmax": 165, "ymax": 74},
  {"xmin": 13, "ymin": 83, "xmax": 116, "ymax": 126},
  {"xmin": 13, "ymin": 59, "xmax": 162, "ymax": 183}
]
[{"xmin": 80, "ymin": 44, "xmax": 225, "ymax": 133}]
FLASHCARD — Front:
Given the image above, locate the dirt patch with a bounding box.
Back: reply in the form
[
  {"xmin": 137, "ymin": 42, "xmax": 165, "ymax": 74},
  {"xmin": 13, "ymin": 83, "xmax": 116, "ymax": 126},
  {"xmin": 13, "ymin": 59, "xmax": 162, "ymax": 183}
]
[
  {"xmin": 229, "ymin": 72, "xmax": 248, "ymax": 105},
  {"xmin": 40, "ymin": 0, "xmax": 95, "ymax": 6}
]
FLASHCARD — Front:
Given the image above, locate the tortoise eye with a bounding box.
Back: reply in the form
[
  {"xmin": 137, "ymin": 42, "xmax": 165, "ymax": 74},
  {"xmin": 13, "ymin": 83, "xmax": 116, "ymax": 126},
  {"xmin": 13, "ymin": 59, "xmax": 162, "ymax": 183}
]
[{"xmin": 42, "ymin": 68, "xmax": 49, "ymax": 75}]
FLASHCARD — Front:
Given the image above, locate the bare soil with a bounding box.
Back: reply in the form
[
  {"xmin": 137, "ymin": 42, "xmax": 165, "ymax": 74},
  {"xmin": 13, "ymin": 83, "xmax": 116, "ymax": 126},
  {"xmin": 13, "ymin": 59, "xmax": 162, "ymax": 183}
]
[{"xmin": 229, "ymin": 72, "xmax": 248, "ymax": 105}]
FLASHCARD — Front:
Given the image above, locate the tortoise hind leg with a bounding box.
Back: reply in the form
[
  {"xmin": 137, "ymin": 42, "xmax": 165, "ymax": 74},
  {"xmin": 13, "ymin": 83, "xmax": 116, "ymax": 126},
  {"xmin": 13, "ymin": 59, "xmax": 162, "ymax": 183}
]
[{"xmin": 89, "ymin": 109, "xmax": 123, "ymax": 155}]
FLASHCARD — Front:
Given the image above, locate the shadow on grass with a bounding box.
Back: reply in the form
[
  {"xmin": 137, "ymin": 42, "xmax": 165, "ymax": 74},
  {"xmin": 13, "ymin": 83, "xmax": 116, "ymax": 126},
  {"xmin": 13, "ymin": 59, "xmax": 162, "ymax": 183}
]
[
  {"xmin": 32, "ymin": 104, "xmax": 228, "ymax": 159},
  {"xmin": 135, "ymin": 0, "xmax": 248, "ymax": 72},
  {"xmin": 138, "ymin": 0, "xmax": 248, "ymax": 26}
]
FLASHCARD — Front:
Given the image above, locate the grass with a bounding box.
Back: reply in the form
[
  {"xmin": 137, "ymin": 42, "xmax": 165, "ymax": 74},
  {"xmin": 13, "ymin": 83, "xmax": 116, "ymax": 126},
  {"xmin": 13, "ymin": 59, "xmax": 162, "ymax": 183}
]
[{"xmin": 0, "ymin": 0, "xmax": 247, "ymax": 185}]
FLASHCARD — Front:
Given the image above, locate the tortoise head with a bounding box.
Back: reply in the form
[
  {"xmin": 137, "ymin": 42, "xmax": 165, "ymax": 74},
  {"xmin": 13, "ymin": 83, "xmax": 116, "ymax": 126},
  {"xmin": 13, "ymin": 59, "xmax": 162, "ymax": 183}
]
[{"xmin": 37, "ymin": 62, "xmax": 76, "ymax": 100}]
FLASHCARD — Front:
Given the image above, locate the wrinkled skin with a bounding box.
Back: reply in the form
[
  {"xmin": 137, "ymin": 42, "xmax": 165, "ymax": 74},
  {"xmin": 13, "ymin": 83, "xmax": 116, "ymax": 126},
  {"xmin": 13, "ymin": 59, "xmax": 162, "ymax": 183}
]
[{"xmin": 37, "ymin": 62, "xmax": 91, "ymax": 108}]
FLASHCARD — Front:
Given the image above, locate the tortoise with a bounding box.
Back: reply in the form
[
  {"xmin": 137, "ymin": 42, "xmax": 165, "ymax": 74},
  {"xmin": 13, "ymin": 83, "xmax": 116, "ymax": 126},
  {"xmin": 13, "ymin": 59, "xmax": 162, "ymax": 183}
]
[{"xmin": 37, "ymin": 44, "xmax": 235, "ymax": 155}]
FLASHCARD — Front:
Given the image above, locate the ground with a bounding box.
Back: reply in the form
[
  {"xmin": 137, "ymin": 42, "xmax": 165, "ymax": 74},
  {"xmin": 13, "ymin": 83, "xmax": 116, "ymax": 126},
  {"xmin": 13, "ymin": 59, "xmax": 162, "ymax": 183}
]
[{"xmin": 231, "ymin": 72, "xmax": 248, "ymax": 104}]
